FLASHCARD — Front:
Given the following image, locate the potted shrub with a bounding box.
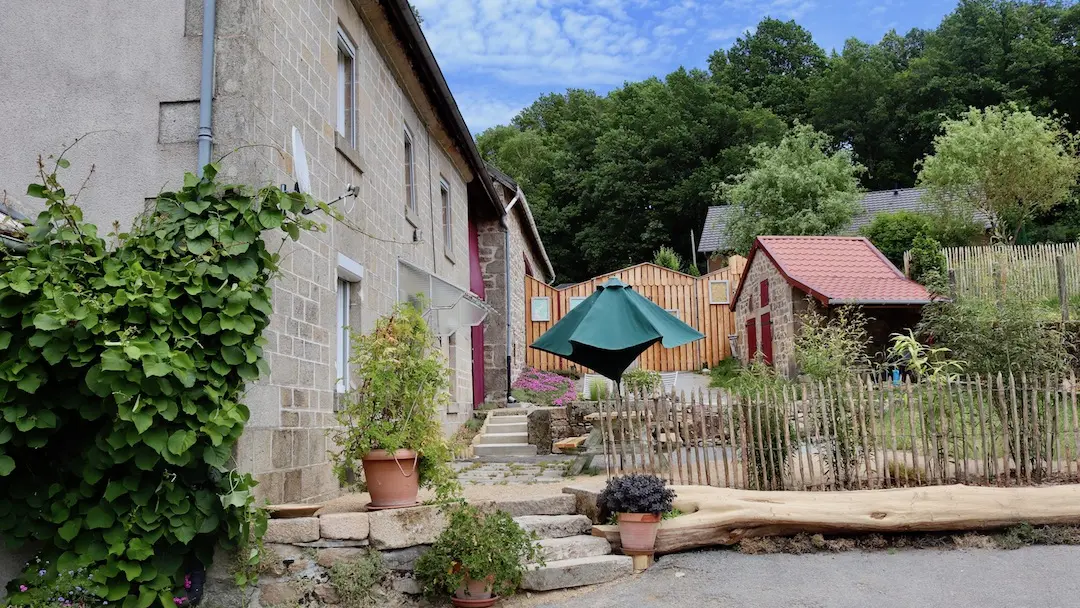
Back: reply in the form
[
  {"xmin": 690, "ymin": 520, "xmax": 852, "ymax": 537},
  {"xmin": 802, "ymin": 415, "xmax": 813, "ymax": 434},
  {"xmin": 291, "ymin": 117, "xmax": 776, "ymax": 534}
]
[
  {"xmin": 330, "ymin": 303, "xmax": 459, "ymax": 508},
  {"xmin": 598, "ymin": 474, "xmax": 675, "ymax": 555},
  {"xmin": 415, "ymin": 503, "xmax": 543, "ymax": 607}
]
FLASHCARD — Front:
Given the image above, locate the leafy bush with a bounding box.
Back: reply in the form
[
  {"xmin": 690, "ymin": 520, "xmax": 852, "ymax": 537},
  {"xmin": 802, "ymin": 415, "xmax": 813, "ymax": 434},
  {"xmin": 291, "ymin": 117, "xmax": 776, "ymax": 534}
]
[
  {"xmin": 0, "ymin": 159, "xmax": 315, "ymax": 603},
  {"xmin": 623, "ymin": 368, "xmax": 661, "ymax": 396},
  {"xmin": 586, "ymin": 379, "xmax": 610, "ymax": 401},
  {"xmin": 887, "ymin": 330, "xmax": 965, "ymax": 383},
  {"xmin": 862, "ymin": 210, "xmax": 982, "ymax": 266},
  {"xmin": 794, "ymin": 304, "xmax": 872, "ymax": 381},
  {"xmin": 597, "ymin": 474, "xmax": 675, "ymax": 515},
  {"xmin": 909, "ymin": 233, "xmax": 947, "ymax": 293},
  {"xmin": 330, "ymin": 303, "xmax": 459, "ymax": 502},
  {"xmin": 511, "ymin": 368, "xmax": 576, "ymax": 406},
  {"xmin": 652, "ymin": 246, "xmax": 682, "ymax": 271},
  {"xmin": 414, "ymin": 503, "xmax": 541, "ymax": 600},
  {"xmin": 709, "ymin": 357, "xmax": 741, "ymax": 388}
]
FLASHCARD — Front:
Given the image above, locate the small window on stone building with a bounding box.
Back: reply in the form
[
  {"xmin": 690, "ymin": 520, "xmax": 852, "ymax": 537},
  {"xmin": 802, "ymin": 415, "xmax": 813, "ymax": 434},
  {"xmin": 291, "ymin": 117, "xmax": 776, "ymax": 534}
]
[
  {"xmin": 336, "ymin": 254, "xmax": 364, "ymax": 394},
  {"xmin": 441, "ymin": 177, "xmax": 453, "ymax": 257},
  {"xmin": 336, "ymin": 28, "xmax": 357, "ymax": 148},
  {"xmin": 760, "ymin": 279, "xmax": 770, "ymax": 307},
  {"xmin": 405, "ymin": 127, "xmax": 416, "ymax": 218},
  {"xmin": 447, "ymin": 332, "xmax": 458, "ymax": 400}
]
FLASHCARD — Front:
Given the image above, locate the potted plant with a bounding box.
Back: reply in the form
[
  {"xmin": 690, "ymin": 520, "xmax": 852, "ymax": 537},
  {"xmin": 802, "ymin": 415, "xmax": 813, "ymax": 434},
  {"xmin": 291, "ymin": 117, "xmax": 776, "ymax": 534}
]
[
  {"xmin": 598, "ymin": 474, "xmax": 675, "ymax": 555},
  {"xmin": 330, "ymin": 302, "xmax": 459, "ymax": 508},
  {"xmin": 415, "ymin": 503, "xmax": 543, "ymax": 607}
]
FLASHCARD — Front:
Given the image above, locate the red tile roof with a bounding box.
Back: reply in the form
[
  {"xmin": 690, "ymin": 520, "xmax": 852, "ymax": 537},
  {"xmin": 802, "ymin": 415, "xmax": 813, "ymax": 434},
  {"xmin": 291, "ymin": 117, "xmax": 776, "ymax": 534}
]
[{"xmin": 732, "ymin": 236, "xmax": 934, "ymax": 306}]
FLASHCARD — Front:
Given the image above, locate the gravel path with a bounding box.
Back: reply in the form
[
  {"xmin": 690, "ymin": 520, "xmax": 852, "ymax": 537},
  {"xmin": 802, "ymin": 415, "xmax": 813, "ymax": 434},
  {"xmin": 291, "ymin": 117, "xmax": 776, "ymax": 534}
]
[{"xmin": 508, "ymin": 546, "xmax": 1080, "ymax": 608}]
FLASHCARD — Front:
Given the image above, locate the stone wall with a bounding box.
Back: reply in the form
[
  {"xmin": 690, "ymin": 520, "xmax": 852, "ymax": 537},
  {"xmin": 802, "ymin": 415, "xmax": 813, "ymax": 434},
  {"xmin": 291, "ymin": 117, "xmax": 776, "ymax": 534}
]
[
  {"xmin": 568, "ymin": 402, "xmax": 602, "ymax": 437},
  {"xmin": 733, "ymin": 253, "xmax": 800, "ymax": 378},
  {"xmin": 527, "ymin": 407, "xmax": 571, "ymax": 455}
]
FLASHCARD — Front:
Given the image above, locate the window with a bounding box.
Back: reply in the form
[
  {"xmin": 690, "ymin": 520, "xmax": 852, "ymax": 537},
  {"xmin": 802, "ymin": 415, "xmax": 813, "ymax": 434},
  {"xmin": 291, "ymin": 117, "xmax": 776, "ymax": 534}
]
[
  {"xmin": 568, "ymin": 296, "xmax": 587, "ymax": 310},
  {"xmin": 447, "ymin": 332, "xmax": 458, "ymax": 400},
  {"xmin": 440, "ymin": 177, "xmax": 452, "ymax": 255},
  {"xmin": 708, "ymin": 280, "xmax": 730, "ymax": 305},
  {"xmin": 336, "ymin": 28, "xmax": 357, "ymax": 148},
  {"xmin": 760, "ymin": 279, "xmax": 770, "ymax": 307},
  {"xmin": 336, "ymin": 254, "xmax": 364, "ymax": 393},
  {"xmin": 404, "ymin": 127, "xmax": 416, "ymax": 217},
  {"xmin": 335, "ymin": 279, "xmax": 351, "ymax": 393},
  {"xmin": 531, "ymin": 297, "xmax": 551, "ymax": 322},
  {"xmin": 665, "ymin": 308, "xmax": 679, "ymax": 320}
]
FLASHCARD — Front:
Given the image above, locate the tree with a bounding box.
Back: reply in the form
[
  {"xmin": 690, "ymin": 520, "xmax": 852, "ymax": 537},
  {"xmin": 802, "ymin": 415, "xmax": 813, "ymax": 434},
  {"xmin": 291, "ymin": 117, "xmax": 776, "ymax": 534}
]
[
  {"xmin": 917, "ymin": 104, "xmax": 1080, "ymax": 243},
  {"xmin": 653, "ymin": 246, "xmax": 682, "ymax": 271},
  {"xmin": 861, "ymin": 210, "xmax": 982, "ymax": 265},
  {"xmin": 721, "ymin": 124, "xmax": 864, "ymax": 253},
  {"xmin": 710, "ymin": 18, "xmax": 826, "ymax": 124}
]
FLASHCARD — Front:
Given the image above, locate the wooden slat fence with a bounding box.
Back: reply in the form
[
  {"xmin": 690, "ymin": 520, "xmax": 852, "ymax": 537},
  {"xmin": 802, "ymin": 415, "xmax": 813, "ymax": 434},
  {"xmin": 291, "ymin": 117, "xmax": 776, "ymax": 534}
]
[
  {"xmin": 599, "ymin": 373, "xmax": 1080, "ymax": 490},
  {"xmin": 903, "ymin": 243, "xmax": 1080, "ymax": 303},
  {"xmin": 526, "ymin": 257, "xmax": 747, "ymax": 373}
]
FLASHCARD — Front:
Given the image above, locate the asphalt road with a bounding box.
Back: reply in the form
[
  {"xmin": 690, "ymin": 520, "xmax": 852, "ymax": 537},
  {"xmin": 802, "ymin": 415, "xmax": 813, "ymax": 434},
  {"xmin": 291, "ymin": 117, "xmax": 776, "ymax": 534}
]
[{"xmin": 518, "ymin": 546, "xmax": 1080, "ymax": 608}]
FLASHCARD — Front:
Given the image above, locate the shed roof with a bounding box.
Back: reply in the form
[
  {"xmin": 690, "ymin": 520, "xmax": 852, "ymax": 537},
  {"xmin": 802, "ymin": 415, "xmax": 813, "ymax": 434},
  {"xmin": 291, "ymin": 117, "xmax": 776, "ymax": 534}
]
[{"xmin": 731, "ymin": 236, "xmax": 934, "ymax": 307}]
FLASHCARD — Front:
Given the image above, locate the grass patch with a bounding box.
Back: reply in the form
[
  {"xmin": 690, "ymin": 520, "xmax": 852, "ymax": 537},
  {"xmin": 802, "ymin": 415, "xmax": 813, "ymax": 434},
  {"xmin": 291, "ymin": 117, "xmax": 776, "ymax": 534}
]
[
  {"xmin": 329, "ymin": 549, "xmax": 387, "ymax": 608},
  {"xmin": 709, "ymin": 357, "xmax": 741, "ymax": 388}
]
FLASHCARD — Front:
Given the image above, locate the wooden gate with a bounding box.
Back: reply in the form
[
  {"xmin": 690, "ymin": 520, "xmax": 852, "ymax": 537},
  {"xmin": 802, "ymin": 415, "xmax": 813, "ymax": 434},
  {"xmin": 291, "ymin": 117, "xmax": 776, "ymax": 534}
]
[{"xmin": 525, "ymin": 257, "xmax": 746, "ymax": 373}]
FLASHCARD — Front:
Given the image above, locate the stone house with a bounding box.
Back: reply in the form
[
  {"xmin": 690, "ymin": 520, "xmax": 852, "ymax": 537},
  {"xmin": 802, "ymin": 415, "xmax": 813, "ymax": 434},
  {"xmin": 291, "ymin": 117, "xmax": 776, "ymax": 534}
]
[
  {"xmin": 0, "ymin": 0, "xmax": 550, "ymax": 504},
  {"xmin": 731, "ymin": 236, "xmax": 934, "ymax": 378}
]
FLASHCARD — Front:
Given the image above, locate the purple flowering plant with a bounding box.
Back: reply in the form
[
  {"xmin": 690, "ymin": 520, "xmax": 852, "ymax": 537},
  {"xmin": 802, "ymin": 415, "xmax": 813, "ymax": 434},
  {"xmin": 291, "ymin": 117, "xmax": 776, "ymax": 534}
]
[
  {"xmin": 511, "ymin": 368, "xmax": 577, "ymax": 406},
  {"xmin": 7, "ymin": 559, "xmax": 101, "ymax": 607}
]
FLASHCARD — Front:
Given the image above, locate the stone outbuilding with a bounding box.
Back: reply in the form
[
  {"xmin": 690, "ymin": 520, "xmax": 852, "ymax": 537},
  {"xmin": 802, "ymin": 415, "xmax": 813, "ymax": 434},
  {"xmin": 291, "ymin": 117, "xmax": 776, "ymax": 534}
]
[{"xmin": 731, "ymin": 236, "xmax": 935, "ymax": 378}]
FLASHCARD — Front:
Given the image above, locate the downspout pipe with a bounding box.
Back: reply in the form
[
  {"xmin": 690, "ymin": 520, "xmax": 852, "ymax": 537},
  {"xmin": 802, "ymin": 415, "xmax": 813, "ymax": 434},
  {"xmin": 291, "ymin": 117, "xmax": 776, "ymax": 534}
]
[
  {"xmin": 196, "ymin": 0, "xmax": 217, "ymax": 176},
  {"xmin": 504, "ymin": 190, "xmax": 523, "ymax": 403}
]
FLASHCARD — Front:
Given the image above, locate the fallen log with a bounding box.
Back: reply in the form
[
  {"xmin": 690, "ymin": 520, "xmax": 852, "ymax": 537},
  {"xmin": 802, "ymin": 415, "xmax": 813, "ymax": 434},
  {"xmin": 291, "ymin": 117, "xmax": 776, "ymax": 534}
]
[{"xmin": 588, "ymin": 484, "xmax": 1080, "ymax": 555}]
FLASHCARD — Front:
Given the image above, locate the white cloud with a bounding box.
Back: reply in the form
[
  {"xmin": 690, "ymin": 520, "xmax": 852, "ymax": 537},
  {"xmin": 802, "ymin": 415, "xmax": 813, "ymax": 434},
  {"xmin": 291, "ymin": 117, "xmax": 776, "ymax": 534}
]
[{"xmin": 708, "ymin": 24, "xmax": 752, "ymax": 41}]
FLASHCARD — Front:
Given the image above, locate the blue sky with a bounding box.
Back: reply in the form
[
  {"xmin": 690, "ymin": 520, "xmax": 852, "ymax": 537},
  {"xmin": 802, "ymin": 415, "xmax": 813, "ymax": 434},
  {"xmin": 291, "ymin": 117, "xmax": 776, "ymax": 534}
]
[{"xmin": 412, "ymin": 0, "xmax": 959, "ymax": 133}]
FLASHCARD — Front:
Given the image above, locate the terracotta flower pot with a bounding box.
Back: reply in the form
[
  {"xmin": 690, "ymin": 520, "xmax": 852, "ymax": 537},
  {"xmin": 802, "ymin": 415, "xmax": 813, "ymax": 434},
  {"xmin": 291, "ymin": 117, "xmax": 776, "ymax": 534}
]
[
  {"xmin": 361, "ymin": 449, "xmax": 419, "ymax": 509},
  {"xmin": 451, "ymin": 573, "xmax": 497, "ymax": 608},
  {"xmin": 618, "ymin": 512, "xmax": 662, "ymax": 553}
]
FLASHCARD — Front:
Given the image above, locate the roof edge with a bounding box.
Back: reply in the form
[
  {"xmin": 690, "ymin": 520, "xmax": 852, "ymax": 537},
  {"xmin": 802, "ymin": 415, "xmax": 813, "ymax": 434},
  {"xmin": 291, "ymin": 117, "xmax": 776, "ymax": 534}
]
[{"xmin": 513, "ymin": 187, "xmax": 556, "ymax": 282}]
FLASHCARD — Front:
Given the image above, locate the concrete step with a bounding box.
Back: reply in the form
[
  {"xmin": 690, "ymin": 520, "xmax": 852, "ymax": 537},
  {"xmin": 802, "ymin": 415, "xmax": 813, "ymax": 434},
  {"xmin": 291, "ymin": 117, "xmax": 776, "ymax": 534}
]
[
  {"xmin": 534, "ymin": 535, "xmax": 612, "ymax": 563},
  {"xmin": 495, "ymin": 494, "xmax": 576, "ymax": 517},
  {"xmin": 514, "ymin": 515, "xmax": 592, "ymax": 539},
  {"xmin": 521, "ymin": 555, "xmax": 633, "ymax": 591},
  {"xmin": 489, "ymin": 416, "xmax": 527, "ymax": 425},
  {"xmin": 486, "ymin": 421, "xmax": 527, "ymax": 433},
  {"xmin": 476, "ymin": 432, "xmax": 529, "ymax": 445},
  {"xmin": 472, "ymin": 443, "xmax": 538, "ymax": 457}
]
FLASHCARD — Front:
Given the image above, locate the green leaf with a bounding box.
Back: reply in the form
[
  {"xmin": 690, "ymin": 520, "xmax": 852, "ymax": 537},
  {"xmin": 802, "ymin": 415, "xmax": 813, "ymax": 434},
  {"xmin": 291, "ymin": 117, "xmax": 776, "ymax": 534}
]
[
  {"xmin": 17, "ymin": 372, "xmax": 43, "ymax": 394},
  {"xmin": 118, "ymin": 560, "xmax": 143, "ymax": 583},
  {"xmin": 131, "ymin": 411, "xmax": 154, "ymax": 434},
  {"xmin": 142, "ymin": 357, "xmax": 173, "ymax": 378},
  {"xmin": 183, "ymin": 199, "xmax": 211, "ymax": 214},
  {"xmin": 181, "ymin": 304, "xmax": 202, "ymax": 324},
  {"xmin": 102, "ymin": 350, "xmax": 132, "ymax": 372},
  {"xmin": 33, "ymin": 313, "xmax": 63, "ymax": 330},
  {"xmin": 26, "ymin": 183, "xmax": 48, "ymax": 198},
  {"xmin": 233, "ymin": 315, "xmax": 256, "ymax": 335},
  {"xmin": 0, "ymin": 426, "xmax": 12, "ymax": 445},
  {"xmin": 187, "ymin": 237, "xmax": 213, "ymax": 255},
  {"xmin": 86, "ymin": 505, "xmax": 116, "ymax": 529},
  {"xmin": 167, "ymin": 430, "xmax": 196, "ymax": 456},
  {"xmin": 221, "ymin": 346, "xmax": 245, "ymax": 365},
  {"xmin": 126, "ymin": 537, "xmax": 154, "ymax": 561},
  {"xmin": 0, "ymin": 331, "xmax": 10, "ymax": 350},
  {"xmin": 56, "ymin": 158, "xmax": 70, "ymax": 169},
  {"xmin": 142, "ymin": 427, "xmax": 168, "ymax": 454},
  {"xmin": 0, "ymin": 455, "xmax": 14, "ymax": 476},
  {"xmin": 226, "ymin": 257, "xmax": 259, "ymax": 282},
  {"xmin": 104, "ymin": 480, "xmax": 129, "ymax": 502},
  {"xmin": 58, "ymin": 518, "xmax": 81, "ymax": 542}
]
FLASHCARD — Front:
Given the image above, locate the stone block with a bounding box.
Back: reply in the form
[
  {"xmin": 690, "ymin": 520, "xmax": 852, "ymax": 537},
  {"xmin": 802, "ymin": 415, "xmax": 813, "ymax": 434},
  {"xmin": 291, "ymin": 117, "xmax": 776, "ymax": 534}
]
[
  {"xmin": 367, "ymin": 505, "xmax": 447, "ymax": 550},
  {"xmin": 316, "ymin": 547, "xmax": 367, "ymax": 568},
  {"xmin": 379, "ymin": 545, "xmax": 429, "ymax": 571},
  {"xmin": 513, "ymin": 515, "xmax": 592, "ymax": 539},
  {"xmin": 527, "ymin": 409, "xmax": 552, "ymax": 455},
  {"xmin": 262, "ymin": 543, "xmax": 314, "ymax": 577},
  {"xmin": 520, "ymin": 555, "xmax": 633, "ymax": 591},
  {"xmin": 390, "ymin": 573, "xmax": 422, "ymax": 595},
  {"xmin": 264, "ymin": 517, "xmax": 319, "ymax": 544},
  {"xmin": 258, "ymin": 581, "xmax": 300, "ymax": 606},
  {"xmin": 494, "ymin": 494, "xmax": 576, "ymax": 517}
]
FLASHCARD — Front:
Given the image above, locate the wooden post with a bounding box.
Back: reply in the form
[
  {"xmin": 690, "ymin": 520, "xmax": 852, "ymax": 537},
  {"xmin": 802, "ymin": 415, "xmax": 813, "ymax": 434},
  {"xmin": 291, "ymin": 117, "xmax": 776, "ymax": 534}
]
[
  {"xmin": 974, "ymin": 374, "xmax": 991, "ymax": 484},
  {"xmin": 698, "ymin": 390, "xmax": 713, "ymax": 486},
  {"xmin": 600, "ymin": 399, "xmax": 611, "ymax": 478},
  {"xmin": 718, "ymin": 391, "xmax": 731, "ymax": 488},
  {"xmin": 1058, "ymin": 255, "xmax": 1069, "ymax": 322},
  {"xmin": 671, "ymin": 396, "xmax": 683, "ymax": 485},
  {"xmin": 817, "ymin": 380, "xmax": 838, "ymax": 490},
  {"xmin": 948, "ymin": 269, "xmax": 957, "ymax": 300}
]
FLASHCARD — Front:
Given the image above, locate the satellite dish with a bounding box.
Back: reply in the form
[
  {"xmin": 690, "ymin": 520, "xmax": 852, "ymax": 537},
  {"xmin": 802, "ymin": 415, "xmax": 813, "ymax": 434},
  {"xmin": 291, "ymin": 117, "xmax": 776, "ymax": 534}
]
[{"xmin": 291, "ymin": 126, "xmax": 311, "ymax": 194}]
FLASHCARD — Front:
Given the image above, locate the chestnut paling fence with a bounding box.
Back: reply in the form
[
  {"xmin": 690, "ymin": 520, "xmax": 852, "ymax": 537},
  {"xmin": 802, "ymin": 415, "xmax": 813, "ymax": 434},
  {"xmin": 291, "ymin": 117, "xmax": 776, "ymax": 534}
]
[{"xmin": 597, "ymin": 374, "xmax": 1080, "ymax": 490}]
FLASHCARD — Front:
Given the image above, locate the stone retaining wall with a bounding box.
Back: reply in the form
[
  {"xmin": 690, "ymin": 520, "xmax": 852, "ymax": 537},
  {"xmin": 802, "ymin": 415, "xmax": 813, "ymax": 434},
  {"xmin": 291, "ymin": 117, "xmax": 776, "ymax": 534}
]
[{"xmin": 527, "ymin": 407, "xmax": 572, "ymax": 454}]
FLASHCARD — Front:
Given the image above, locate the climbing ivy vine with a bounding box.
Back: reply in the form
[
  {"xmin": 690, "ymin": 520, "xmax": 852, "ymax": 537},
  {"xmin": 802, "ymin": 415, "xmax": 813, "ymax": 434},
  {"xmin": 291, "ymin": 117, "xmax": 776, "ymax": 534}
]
[{"xmin": 0, "ymin": 155, "xmax": 326, "ymax": 606}]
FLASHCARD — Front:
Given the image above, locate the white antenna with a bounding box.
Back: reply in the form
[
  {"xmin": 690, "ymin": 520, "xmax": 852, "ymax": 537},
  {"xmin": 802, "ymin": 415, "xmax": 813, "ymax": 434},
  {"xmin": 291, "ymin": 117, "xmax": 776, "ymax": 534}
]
[{"xmin": 291, "ymin": 126, "xmax": 311, "ymax": 194}]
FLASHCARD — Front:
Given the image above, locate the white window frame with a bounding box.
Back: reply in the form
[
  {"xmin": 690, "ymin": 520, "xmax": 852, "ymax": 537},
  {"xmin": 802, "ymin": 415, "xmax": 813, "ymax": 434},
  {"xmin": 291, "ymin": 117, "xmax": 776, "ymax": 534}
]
[
  {"xmin": 709, "ymin": 279, "xmax": 731, "ymax": 305},
  {"xmin": 531, "ymin": 297, "xmax": 551, "ymax": 322},
  {"xmin": 335, "ymin": 254, "xmax": 364, "ymax": 393},
  {"xmin": 665, "ymin": 308, "xmax": 680, "ymax": 320},
  {"xmin": 404, "ymin": 126, "xmax": 417, "ymax": 218},
  {"xmin": 568, "ymin": 296, "xmax": 587, "ymax": 310},
  {"xmin": 336, "ymin": 28, "xmax": 357, "ymax": 148},
  {"xmin": 440, "ymin": 177, "xmax": 452, "ymax": 256}
]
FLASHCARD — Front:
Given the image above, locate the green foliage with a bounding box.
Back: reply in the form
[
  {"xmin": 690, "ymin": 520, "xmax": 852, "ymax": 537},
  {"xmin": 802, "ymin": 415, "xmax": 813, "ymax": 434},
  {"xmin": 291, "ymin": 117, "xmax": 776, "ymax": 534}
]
[
  {"xmin": 623, "ymin": 369, "xmax": 661, "ymax": 396},
  {"xmin": 909, "ymin": 233, "xmax": 948, "ymax": 292},
  {"xmin": 652, "ymin": 246, "xmax": 682, "ymax": 272},
  {"xmin": 887, "ymin": 330, "xmax": 965, "ymax": 383},
  {"xmin": 861, "ymin": 211, "xmax": 981, "ymax": 266},
  {"xmin": 918, "ymin": 105, "xmax": 1080, "ymax": 243},
  {"xmin": 920, "ymin": 295, "xmax": 1073, "ymax": 376},
  {"xmin": 328, "ymin": 550, "xmax": 387, "ymax": 608},
  {"xmin": 586, "ymin": 379, "xmax": 610, "ymax": 401},
  {"xmin": 721, "ymin": 124, "xmax": 865, "ymax": 253},
  {"xmin": 686, "ymin": 263, "xmax": 701, "ymax": 277},
  {"xmin": 9, "ymin": 560, "xmax": 96, "ymax": 607},
  {"xmin": 794, "ymin": 305, "xmax": 872, "ymax": 381},
  {"xmin": 0, "ymin": 158, "xmax": 321, "ymax": 605},
  {"xmin": 414, "ymin": 503, "xmax": 542, "ymax": 600},
  {"xmin": 708, "ymin": 357, "xmax": 741, "ymax": 388},
  {"xmin": 330, "ymin": 303, "xmax": 459, "ymax": 503}
]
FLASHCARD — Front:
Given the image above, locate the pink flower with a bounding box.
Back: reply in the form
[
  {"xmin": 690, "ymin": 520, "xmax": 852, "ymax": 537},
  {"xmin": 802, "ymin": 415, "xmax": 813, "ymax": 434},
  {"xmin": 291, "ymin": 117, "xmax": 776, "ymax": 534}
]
[{"xmin": 18, "ymin": 585, "xmax": 27, "ymax": 592}]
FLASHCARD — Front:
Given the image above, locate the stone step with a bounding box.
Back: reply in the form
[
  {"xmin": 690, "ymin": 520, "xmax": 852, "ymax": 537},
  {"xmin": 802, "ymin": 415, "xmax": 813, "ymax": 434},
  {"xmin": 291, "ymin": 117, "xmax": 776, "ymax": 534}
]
[
  {"xmin": 489, "ymin": 416, "xmax": 527, "ymax": 424},
  {"xmin": 476, "ymin": 432, "xmax": 529, "ymax": 445},
  {"xmin": 521, "ymin": 555, "xmax": 633, "ymax": 592},
  {"xmin": 472, "ymin": 443, "xmax": 538, "ymax": 457},
  {"xmin": 514, "ymin": 515, "xmax": 592, "ymax": 539},
  {"xmin": 486, "ymin": 421, "xmax": 527, "ymax": 433},
  {"xmin": 495, "ymin": 494, "xmax": 576, "ymax": 517},
  {"xmin": 534, "ymin": 535, "xmax": 611, "ymax": 563}
]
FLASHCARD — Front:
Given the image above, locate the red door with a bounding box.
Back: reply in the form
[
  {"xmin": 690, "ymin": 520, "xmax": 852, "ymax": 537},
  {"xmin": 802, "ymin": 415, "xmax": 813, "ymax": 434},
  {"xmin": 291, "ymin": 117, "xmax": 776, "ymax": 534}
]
[
  {"xmin": 760, "ymin": 312, "xmax": 774, "ymax": 365},
  {"xmin": 760, "ymin": 279, "xmax": 770, "ymax": 307},
  {"xmin": 746, "ymin": 318, "xmax": 758, "ymax": 362},
  {"xmin": 468, "ymin": 220, "xmax": 485, "ymax": 406}
]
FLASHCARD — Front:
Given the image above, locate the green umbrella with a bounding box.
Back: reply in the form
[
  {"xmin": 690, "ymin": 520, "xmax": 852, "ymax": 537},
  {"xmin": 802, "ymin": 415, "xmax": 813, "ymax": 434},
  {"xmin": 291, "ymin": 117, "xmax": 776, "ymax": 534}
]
[{"xmin": 529, "ymin": 277, "xmax": 705, "ymax": 381}]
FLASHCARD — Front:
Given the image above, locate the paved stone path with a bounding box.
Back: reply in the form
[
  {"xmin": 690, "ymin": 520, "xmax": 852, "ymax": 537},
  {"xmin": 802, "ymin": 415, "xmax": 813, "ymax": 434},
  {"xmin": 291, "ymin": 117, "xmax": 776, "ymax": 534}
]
[{"xmin": 452, "ymin": 455, "xmax": 575, "ymax": 485}]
